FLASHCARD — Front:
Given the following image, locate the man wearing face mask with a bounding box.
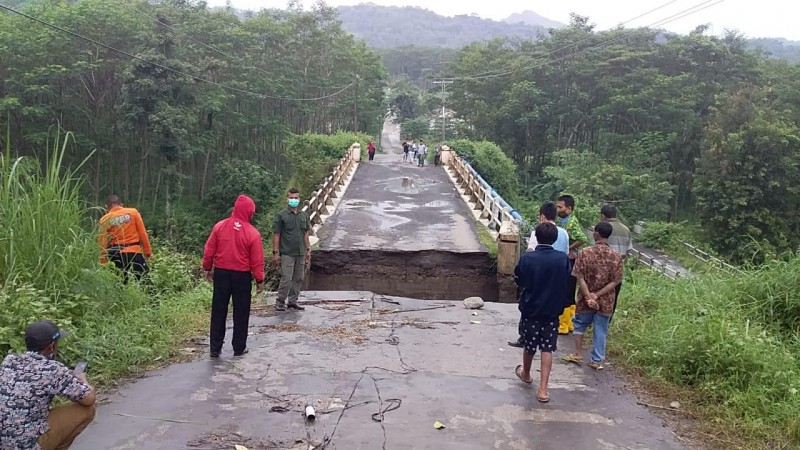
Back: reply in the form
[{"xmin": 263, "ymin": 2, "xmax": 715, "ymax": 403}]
[
  {"xmin": 273, "ymin": 188, "xmax": 312, "ymax": 312},
  {"xmin": 1, "ymin": 320, "xmax": 96, "ymax": 450}
]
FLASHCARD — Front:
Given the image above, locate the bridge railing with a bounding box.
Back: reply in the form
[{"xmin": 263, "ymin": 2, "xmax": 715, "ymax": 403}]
[
  {"xmin": 628, "ymin": 248, "xmax": 683, "ymax": 280},
  {"xmin": 446, "ymin": 153, "xmax": 519, "ymax": 232},
  {"xmin": 302, "ymin": 143, "xmax": 359, "ymax": 226}
]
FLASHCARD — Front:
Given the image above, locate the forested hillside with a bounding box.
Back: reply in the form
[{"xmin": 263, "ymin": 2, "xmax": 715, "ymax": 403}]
[
  {"xmin": 0, "ymin": 0, "xmax": 385, "ymax": 239},
  {"xmin": 336, "ymin": 4, "xmax": 547, "ymax": 48},
  {"xmin": 392, "ymin": 16, "xmax": 800, "ymax": 260},
  {"xmin": 747, "ymin": 37, "xmax": 800, "ymax": 62}
]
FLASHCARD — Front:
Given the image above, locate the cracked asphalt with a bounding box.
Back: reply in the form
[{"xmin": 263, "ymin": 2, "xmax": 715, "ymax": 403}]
[{"xmin": 75, "ymin": 291, "xmax": 684, "ymax": 450}]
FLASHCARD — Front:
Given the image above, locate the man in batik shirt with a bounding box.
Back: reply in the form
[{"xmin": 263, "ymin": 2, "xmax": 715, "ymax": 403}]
[
  {"xmin": 0, "ymin": 320, "xmax": 96, "ymax": 450},
  {"xmin": 562, "ymin": 222, "xmax": 624, "ymax": 370}
]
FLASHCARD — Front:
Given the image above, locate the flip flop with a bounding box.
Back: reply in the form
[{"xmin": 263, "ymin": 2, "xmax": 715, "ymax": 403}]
[
  {"xmin": 588, "ymin": 361, "xmax": 605, "ymax": 370},
  {"xmin": 562, "ymin": 354, "xmax": 582, "ymax": 365},
  {"xmin": 515, "ymin": 365, "xmax": 533, "ymax": 384},
  {"xmin": 536, "ymin": 393, "xmax": 550, "ymax": 403}
]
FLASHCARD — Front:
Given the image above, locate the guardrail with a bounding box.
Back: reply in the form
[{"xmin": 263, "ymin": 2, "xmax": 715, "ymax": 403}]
[
  {"xmin": 628, "ymin": 248, "xmax": 683, "ymax": 280},
  {"xmin": 302, "ymin": 144, "xmax": 358, "ymax": 226},
  {"xmin": 447, "ymin": 154, "xmax": 519, "ymax": 232},
  {"xmin": 682, "ymin": 242, "xmax": 739, "ymax": 272},
  {"xmin": 634, "ymin": 220, "xmax": 737, "ymax": 274}
]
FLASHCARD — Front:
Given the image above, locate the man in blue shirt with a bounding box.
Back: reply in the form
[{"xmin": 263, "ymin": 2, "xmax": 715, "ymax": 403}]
[
  {"xmin": 526, "ymin": 202, "xmax": 569, "ymax": 254},
  {"xmin": 513, "ymin": 223, "xmax": 571, "ymax": 403}
]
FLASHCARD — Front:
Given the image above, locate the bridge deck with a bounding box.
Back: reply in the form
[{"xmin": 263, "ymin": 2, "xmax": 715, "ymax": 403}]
[{"xmin": 316, "ymin": 123, "xmax": 485, "ymax": 253}]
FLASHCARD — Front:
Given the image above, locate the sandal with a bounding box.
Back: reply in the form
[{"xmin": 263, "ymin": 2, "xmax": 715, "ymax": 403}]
[
  {"xmin": 515, "ymin": 365, "xmax": 533, "ymax": 384},
  {"xmin": 536, "ymin": 392, "xmax": 550, "ymax": 403},
  {"xmin": 588, "ymin": 361, "xmax": 604, "ymax": 370},
  {"xmin": 562, "ymin": 354, "xmax": 582, "ymax": 364}
]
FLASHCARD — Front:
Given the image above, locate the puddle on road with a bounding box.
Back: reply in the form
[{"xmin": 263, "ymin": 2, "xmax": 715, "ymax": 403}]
[
  {"xmin": 423, "ymin": 200, "xmax": 450, "ymax": 208},
  {"xmin": 343, "ymin": 200, "xmax": 371, "ymax": 208},
  {"xmin": 388, "ymin": 176, "xmax": 419, "ymax": 194},
  {"xmin": 381, "ymin": 176, "xmax": 436, "ymax": 195}
]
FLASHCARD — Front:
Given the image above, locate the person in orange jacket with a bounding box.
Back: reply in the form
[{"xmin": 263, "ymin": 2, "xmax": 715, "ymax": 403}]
[{"xmin": 97, "ymin": 195, "xmax": 152, "ymax": 282}]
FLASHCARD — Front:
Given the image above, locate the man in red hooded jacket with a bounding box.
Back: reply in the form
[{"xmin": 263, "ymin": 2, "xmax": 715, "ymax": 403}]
[{"xmin": 202, "ymin": 195, "xmax": 265, "ymax": 358}]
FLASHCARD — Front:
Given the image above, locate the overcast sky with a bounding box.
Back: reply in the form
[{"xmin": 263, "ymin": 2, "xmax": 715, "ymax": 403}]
[{"xmin": 206, "ymin": 0, "xmax": 796, "ymax": 40}]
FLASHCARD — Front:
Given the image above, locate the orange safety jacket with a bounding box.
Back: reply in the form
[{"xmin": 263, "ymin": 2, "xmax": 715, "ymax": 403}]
[{"xmin": 98, "ymin": 206, "xmax": 153, "ymax": 263}]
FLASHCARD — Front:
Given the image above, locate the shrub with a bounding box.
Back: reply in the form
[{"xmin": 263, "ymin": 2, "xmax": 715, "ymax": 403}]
[
  {"xmin": 614, "ymin": 263, "xmax": 800, "ymax": 447},
  {"xmin": 637, "ymin": 221, "xmax": 694, "ymax": 253},
  {"xmin": 204, "ymin": 157, "xmax": 283, "ymax": 220},
  {"xmin": 449, "ymin": 139, "xmax": 520, "ymax": 204},
  {"xmin": 284, "ymin": 131, "xmax": 374, "ymax": 200}
]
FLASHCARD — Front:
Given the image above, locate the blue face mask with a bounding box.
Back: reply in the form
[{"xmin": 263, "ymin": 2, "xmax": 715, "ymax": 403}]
[{"xmin": 288, "ymin": 199, "xmax": 300, "ymax": 208}]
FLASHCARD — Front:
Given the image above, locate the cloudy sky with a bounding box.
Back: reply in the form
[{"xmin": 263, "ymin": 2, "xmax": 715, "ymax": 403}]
[{"xmin": 206, "ymin": 0, "xmax": 796, "ymax": 40}]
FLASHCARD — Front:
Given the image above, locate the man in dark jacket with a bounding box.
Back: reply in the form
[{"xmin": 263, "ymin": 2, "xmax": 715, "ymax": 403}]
[
  {"xmin": 513, "ymin": 222, "xmax": 571, "ymax": 403},
  {"xmin": 202, "ymin": 195, "xmax": 265, "ymax": 358}
]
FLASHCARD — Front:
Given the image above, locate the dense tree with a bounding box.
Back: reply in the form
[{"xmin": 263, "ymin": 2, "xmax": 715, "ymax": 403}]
[
  {"xmin": 694, "ymin": 88, "xmax": 800, "ymax": 260},
  {"xmin": 441, "ymin": 18, "xmax": 800, "ymax": 257},
  {"xmin": 0, "ymin": 0, "xmax": 386, "ymax": 237}
]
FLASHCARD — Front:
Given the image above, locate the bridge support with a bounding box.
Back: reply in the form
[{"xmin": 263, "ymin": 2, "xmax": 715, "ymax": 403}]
[{"xmin": 496, "ymin": 221, "xmax": 520, "ymax": 303}]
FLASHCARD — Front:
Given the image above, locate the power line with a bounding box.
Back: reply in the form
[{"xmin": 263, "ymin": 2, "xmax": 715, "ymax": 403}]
[
  {"xmin": 449, "ymin": 0, "xmax": 682, "ymax": 81},
  {"xmin": 443, "ymin": 0, "xmax": 726, "ymax": 82},
  {"xmin": 126, "ymin": 4, "xmax": 233, "ymax": 60},
  {"xmin": 449, "ymin": 0, "xmax": 723, "ymax": 82},
  {"xmin": 0, "ymin": 3, "xmax": 355, "ymax": 102}
]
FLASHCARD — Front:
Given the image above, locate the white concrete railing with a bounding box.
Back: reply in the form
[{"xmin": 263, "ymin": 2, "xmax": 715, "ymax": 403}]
[
  {"xmin": 445, "ymin": 152, "xmax": 519, "ymax": 233},
  {"xmin": 301, "ymin": 143, "xmax": 359, "ymax": 226}
]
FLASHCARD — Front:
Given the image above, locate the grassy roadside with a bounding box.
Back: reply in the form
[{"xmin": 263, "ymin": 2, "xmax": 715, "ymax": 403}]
[
  {"xmin": 610, "ymin": 262, "xmax": 800, "ymax": 449},
  {"xmin": 474, "ymin": 217, "xmax": 499, "ymax": 258},
  {"xmin": 0, "ymin": 135, "xmax": 212, "ymax": 389}
]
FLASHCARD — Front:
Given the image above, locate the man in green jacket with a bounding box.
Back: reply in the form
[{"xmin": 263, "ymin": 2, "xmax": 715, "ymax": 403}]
[{"xmin": 272, "ymin": 188, "xmax": 312, "ymax": 312}]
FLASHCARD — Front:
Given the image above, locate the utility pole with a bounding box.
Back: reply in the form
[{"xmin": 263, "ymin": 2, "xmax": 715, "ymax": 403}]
[
  {"xmin": 432, "ymin": 79, "xmax": 453, "ymax": 143},
  {"xmin": 353, "ymin": 74, "xmax": 359, "ymax": 134}
]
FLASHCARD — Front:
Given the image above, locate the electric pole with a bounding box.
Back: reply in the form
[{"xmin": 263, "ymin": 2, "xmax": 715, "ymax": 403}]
[
  {"xmin": 432, "ymin": 79, "xmax": 453, "ymax": 143},
  {"xmin": 353, "ymin": 74, "xmax": 359, "ymax": 134}
]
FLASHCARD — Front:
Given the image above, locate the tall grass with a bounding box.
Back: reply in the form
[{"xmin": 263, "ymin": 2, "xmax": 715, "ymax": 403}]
[
  {"xmin": 0, "ymin": 130, "xmax": 210, "ymax": 385},
  {"xmin": 0, "ymin": 131, "xmax": 95, "ymax": 293},
  {"xmin": 613, "ymin": 261, "xmax": 800, "ymax": 447}
]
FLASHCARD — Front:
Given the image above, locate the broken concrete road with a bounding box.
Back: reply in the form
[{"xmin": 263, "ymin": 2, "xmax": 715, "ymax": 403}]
[{"xmin": 75, "ymin": 291, "xmax": 683, "ymax": 450}]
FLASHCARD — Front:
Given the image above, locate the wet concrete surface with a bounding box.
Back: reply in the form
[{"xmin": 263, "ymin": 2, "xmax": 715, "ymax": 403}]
[
  {"xmin": 76, "ymin": 291, "xmax": 684, "ymax": 450},
  {"xmin": 316, "ymin": 118, "xmax": 483, "ymax": 253}
]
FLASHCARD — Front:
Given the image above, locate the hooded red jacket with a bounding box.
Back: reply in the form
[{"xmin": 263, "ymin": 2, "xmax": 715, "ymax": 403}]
[{"xmin": 202, "ymin": 195, "xmax": 265, "ymax": 282}]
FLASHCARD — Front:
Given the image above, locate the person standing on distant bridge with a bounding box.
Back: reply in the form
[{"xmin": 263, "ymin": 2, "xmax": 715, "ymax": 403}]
[
  {"xmin": 556, "ymin": 194, "xmax": 588, "ymax": 335},
  {"xmin": 411, "ymin": 139, "xmax": 418, "ymax": 162},
  {"xmin": 273, "ymin": 188, "xmax": 312, "ymax": 312},
  {"xmin": 402, "ymin": 139, "xmax": 410, "ymax": 163},
  {"xmin": 513, "ymin": 222, "xmax": 571, "ymax": 403},
  {"xmin": 367, "ymin": 140, "xmax": 376, "ymax": 162},
  {"xmin": 417, "ymin": 139, "xmax": 427, "ymax": 167},
  {"xmin": 600, "ymin": 204, "xmax": 633, "ymax": 322},
  {"xmin": 434, "ymin": 142, "xmax": 442, "ymax": 167},
  {"xmin": 562, "ymin": 221, "xmax": 623, "ymax": 370},
  {"xmin": 98, "ymin": 194, "xmax": 153, "ymax": 283}
]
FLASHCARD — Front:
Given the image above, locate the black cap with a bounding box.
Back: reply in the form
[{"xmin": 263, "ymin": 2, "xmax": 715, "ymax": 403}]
[{"xmin": 25, "ymin": 320, "xmax": 68, "ymax": 352}]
